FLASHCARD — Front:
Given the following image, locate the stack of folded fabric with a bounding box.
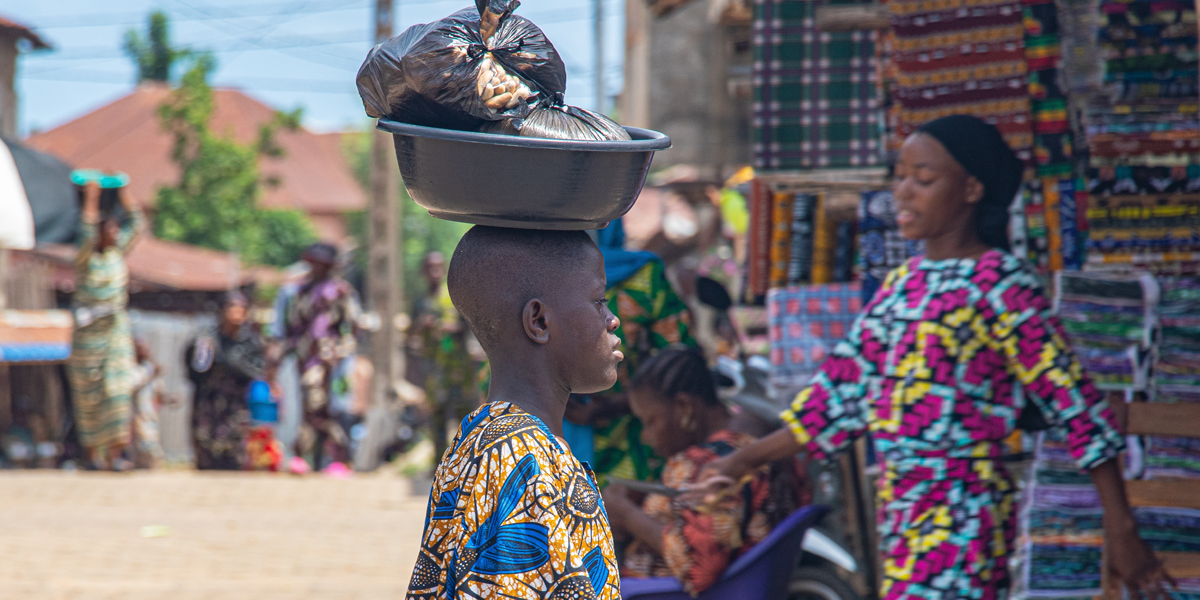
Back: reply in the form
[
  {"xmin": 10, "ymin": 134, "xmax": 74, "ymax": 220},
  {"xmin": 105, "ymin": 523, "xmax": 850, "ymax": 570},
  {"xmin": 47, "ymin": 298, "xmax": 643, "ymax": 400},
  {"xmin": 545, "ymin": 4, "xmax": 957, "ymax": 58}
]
[
  {"xmin": 1142, "ymin": 436, "xmax": 1200, "ymax": 479},
  {"xmin": 1155, "ymin": 277, "xmax": 1200, "ymax": 392},
  {"xmin": 1054, "ymin": 272, "xmax": 1154, "ymax": 390},
  {"xmin": 1021, "ymin": 430, "xmax": 1105, "ymax": 598},
  {"xmin": 1135, "ymin": 507, "xmax": 1200, "ymax": 552},
  {"xmin": 1081, "ymin": 0, "xmax": 1200, "ymax": 270},
  {"xmin": 883, "ymin": 0, "xmax": 1035, "ymax": 162}
]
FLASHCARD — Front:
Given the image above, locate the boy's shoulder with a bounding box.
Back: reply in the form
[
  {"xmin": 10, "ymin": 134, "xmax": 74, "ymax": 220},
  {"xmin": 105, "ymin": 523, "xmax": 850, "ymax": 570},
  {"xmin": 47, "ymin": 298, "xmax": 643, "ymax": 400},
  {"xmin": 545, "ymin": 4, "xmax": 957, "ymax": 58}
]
[{"xmin": 444, "ymin": 401, "xmax": 568, "ymax": 469}]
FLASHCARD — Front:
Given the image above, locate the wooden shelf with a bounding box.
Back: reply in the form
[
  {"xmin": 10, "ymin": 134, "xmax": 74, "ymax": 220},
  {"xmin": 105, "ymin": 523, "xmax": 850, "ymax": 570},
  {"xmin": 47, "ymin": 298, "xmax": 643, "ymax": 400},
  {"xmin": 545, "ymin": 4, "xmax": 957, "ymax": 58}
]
[
  {"xmin": 1160, "ymin": 552, "xmax": 1200, "ymax": 579},
  {"xmin": 1125, "ymin": 402, "xmax": 1200, "ymax": 438},
  {"xmin": 1126, "ymin": 479, "xmax": 1200, "ymax": 510}
]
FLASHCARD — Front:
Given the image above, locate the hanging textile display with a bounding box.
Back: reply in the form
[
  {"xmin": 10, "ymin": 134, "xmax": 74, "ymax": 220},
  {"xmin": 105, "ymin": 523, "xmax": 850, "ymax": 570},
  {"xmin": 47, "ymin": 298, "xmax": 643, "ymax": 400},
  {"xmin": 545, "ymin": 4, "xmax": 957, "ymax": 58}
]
[
  {"xmin": 858, "ymin": 189, "xmax": 922, "ymax": 301},
  {"xmin": 766, "ymin": 282, "xmax": 862, "ymax": 388},
  {"xmin": 752, "ymin": 0, "xmax": 883, "ymax": 169},
  {"xmin": 883, "ymin": 0, "xmax": 1035, "ymax": 161}
]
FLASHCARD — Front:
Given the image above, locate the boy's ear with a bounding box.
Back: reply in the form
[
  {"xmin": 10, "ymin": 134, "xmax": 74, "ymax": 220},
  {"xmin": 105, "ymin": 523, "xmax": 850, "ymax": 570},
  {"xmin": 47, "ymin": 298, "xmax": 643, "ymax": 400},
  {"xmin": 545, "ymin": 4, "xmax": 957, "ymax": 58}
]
[{"xmin": 523, "ymin": 298, "xmax": 551, "ymax": 344}]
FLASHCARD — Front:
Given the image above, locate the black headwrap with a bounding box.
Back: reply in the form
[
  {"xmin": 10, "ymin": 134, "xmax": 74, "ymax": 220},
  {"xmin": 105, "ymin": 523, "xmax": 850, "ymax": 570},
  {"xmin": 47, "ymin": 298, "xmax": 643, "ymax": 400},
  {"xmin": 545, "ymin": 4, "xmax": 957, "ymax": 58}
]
[{"xmin": 916, "ymin": 115, "xmax": 1024, "ymax": 251}]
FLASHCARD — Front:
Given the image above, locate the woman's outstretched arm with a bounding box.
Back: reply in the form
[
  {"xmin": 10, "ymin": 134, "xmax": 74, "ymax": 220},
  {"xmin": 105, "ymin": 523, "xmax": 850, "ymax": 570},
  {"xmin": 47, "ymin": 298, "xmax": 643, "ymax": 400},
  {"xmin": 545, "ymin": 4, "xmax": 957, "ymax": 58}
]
[{"xmin": 1091, "ymin": 459, "xmax": 1175, "ymax": 600}]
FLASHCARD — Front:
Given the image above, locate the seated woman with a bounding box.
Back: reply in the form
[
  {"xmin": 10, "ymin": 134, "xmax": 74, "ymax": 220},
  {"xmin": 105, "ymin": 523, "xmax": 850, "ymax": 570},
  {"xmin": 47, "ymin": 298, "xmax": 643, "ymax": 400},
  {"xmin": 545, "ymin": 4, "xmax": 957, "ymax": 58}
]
[{"xmin": 602, "ymin": 349, "xmax": 809, "ymax": 596}]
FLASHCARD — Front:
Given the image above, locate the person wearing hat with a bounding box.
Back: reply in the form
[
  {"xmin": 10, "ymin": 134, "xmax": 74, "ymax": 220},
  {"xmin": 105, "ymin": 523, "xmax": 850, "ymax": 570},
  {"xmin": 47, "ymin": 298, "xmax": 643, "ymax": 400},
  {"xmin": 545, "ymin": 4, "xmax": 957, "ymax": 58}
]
[
  {"xmin": 697, "ymin": 116, "xmax": 1173, "ymax": 600},
  {"xmin": 282, "ymin": 243, "xmax": 362, "ymax": 472}
]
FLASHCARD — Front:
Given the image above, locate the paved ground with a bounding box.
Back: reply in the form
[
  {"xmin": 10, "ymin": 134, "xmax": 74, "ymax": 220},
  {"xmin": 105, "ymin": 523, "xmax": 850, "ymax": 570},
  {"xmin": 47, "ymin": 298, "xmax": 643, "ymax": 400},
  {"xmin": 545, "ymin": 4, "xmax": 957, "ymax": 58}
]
[{"xmin": 0, "ymin": 470, "xmax": 431, "ymax": 600}]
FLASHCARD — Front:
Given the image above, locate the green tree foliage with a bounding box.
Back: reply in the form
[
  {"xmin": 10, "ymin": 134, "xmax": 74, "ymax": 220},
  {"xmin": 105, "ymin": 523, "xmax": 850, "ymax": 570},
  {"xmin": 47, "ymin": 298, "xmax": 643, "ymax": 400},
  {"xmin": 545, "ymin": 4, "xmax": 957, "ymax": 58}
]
[
  {"xmin": 152, "ymin": 55, "xmax": 316, "ymax": 266},
  {"xmin": 123, "ymin": 11, "xmax": 191, "ymax": 83},
  {"xmin": 341, "ymin": 131, "xmax": 469, "ymax": 309}
]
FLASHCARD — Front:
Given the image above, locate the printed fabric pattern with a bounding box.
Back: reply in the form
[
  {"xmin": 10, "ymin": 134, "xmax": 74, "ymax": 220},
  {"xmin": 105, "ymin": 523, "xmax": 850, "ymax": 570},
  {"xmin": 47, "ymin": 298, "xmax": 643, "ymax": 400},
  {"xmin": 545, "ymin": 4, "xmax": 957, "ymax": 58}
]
[
  {"xmin": 407, "ymin": 401, "xmax": 620, "ymax": 600},
  {"xmin": 592, "ymin": 260, "xmax": 695, "ymax": 485},
  {"xmin": 780, "ymin": 249, "xmax": 1125, "ymax": 600},
  {"xmin": 621, "ymin": 430, "xmax": 808, "ymax": 596}
]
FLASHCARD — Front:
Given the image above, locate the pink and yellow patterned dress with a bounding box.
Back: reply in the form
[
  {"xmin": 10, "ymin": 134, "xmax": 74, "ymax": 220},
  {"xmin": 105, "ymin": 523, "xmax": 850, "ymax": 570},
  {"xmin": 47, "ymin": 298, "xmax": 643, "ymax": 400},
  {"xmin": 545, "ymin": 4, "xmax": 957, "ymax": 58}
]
[
  {"xmin": 782, "ymin": 250, "xmax": 1125, "ymax": 600},
  {"xmin": 407, "ymin": 401, "xmax": 620, "ymax": 600}
]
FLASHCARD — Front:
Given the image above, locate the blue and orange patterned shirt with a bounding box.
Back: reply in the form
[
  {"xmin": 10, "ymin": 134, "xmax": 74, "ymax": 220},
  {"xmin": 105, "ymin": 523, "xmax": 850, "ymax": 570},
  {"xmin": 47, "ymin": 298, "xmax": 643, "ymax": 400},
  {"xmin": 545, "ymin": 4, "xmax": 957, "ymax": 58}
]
[{"xmin": 407, "ymin": 401, "xmax": 620, "ymax": 600}]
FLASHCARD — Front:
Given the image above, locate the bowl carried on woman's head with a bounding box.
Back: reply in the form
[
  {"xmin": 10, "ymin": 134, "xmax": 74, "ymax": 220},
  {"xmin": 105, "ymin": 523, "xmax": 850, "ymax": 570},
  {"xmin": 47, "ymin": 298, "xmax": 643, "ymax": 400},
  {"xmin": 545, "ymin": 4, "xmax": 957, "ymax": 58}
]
[{"xmin": 377, "ymin": 119, "xmax": 671, "ymax": 231}]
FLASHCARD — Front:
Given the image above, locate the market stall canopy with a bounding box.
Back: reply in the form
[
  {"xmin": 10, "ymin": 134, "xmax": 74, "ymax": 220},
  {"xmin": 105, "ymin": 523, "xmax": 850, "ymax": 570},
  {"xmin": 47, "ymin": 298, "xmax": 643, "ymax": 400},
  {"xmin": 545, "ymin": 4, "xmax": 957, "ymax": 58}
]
[
  {"xmin": 2, "ymin": 137, "xmax": 77, "ymax": 245},
  {"xmin": 0, "ymin": 310, "xmax": 72, "ymax": 364}
]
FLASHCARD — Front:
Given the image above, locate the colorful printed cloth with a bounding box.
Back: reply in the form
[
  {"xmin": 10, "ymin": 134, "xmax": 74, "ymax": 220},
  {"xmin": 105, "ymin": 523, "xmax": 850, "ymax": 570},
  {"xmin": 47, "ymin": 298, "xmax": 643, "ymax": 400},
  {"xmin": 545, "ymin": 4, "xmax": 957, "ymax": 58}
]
[
  {"xmin": 859, "ymin": 190, "xmax": 923, "ymax": 302},
  {"xmin": 67, "ymin": 211, "xmax": 144, "ymax": 452},
  {"xmin": 753, "ymin": 0, "xmax": 882, "ymax": 169},
  {"xmin": 283, "ymin": 277, "xmax": 361, "ymax": 465},
  {"xmin": 768, "ymin": 282, "xmax": 863, "ymax": 388},
  {"xmin": 592, "ymin": 260, "xmax": 695, "ymax": 484},
  {"xmin": 411, "ymin": 283, "xmax": 479, "ymax": 460},
  {"xmin": 622, "ymin": 429, "xmax": 808, "ymax": 596},
  {"xmin": 407, "ymin": 401, "xmax": 620, "ymax": 600},
  {"xmin": 781, "ymin": 250, "xmax": 1125, "ymax": 600},
  {"xmin": 884, "ymin": 0, "xmax": 1035, "ymax": 161}
]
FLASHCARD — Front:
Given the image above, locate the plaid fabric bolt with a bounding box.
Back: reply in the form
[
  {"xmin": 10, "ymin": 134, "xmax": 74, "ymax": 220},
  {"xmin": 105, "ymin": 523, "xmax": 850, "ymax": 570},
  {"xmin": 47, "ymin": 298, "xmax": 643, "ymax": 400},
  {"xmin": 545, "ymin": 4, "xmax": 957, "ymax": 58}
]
[
  {"xmin": 767, "ymin": 283, "xmax": 863, "ymax": 385},
  {"xmin": 753, "ymin": 0, "xmax": 883, "ymax": 170}
]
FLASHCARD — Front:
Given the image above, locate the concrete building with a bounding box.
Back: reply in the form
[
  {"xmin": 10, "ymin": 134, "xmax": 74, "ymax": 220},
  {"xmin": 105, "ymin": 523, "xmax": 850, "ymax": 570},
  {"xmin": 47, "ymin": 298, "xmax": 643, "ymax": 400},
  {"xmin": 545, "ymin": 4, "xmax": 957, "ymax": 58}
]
[{"xmin": 620, "ymin": 0, "xmax": 753, "ymax": 180}]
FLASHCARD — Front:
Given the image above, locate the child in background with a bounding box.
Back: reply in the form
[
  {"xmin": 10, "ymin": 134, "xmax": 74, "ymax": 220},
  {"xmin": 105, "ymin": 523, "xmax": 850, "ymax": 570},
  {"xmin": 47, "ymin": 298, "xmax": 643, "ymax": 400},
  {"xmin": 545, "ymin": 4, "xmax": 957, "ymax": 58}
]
[
  {"xmin": 406, "ymin": 226, "xmax": 623, "ymax": 599},
  {"xmin": 129, "ymin": 339, "xmax": 164, "ymax": 469}
]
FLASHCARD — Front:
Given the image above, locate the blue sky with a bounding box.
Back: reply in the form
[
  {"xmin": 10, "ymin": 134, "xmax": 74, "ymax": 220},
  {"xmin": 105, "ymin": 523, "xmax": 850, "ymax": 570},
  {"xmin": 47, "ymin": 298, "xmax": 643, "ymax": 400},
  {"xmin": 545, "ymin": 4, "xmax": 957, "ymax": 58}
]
[{"xmin": 2, "ymin": 0, "xmax": 625, "ymax": 136}]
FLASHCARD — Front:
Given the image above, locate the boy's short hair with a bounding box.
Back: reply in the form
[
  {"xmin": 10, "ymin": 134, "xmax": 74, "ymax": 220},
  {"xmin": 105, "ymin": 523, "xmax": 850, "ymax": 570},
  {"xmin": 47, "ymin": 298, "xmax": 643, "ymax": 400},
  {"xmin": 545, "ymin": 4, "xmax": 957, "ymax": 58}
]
[{"xmin": 447, "ymin": 226, "xmax": 599, "ymax": 354}]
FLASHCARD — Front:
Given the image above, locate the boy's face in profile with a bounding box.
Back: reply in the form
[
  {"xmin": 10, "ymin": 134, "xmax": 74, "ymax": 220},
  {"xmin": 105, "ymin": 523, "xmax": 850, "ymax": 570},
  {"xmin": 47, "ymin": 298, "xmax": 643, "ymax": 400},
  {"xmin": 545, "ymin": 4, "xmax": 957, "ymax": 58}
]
[{"xmin": 549, "ymin": 248, "xmax": 623, "ymax": 395}]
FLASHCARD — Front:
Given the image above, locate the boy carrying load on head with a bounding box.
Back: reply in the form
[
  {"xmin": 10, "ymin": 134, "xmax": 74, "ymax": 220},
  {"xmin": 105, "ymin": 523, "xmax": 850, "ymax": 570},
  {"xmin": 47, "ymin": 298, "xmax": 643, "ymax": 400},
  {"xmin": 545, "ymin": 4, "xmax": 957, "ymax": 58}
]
[{"xmin": 406, "ymin": 226, "xmax": 623, "ymax": 600}]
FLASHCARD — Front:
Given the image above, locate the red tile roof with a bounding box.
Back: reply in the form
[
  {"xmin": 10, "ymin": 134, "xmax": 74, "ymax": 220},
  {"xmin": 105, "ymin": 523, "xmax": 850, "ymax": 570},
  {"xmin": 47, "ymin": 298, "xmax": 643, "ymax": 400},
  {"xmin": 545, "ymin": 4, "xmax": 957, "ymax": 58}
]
[
  {"xmin": 0, "ymin": 15, "xmax": 50, "ymax": 50},
  {"xmin": 25, "ymin": 83, "xmax": 366, "ymax": 219}
]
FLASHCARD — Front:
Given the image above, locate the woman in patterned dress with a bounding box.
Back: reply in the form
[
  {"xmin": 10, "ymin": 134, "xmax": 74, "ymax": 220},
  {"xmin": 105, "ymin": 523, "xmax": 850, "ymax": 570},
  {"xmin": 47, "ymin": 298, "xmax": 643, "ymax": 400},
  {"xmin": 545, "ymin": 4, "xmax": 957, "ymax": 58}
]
[
  {"xmin": 67, "ymin": 182, "xmax": 144, "ymax": 472},
  {"xmin": 603, "ymin": 349, "xmax": 808, "ymax": 596},
  {"xmin": 699, "ymin": 116, "xmax": 1173, "ymax": 600},
  {"xmin": 186, "ymin": 292, "xmax": 266, "ymax": 470}
]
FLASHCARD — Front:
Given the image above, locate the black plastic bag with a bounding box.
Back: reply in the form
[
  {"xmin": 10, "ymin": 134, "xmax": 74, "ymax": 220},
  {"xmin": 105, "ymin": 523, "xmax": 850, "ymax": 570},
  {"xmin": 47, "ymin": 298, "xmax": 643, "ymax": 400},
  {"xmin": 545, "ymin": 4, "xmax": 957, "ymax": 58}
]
[
  {"xmin": 480, "ymin": 100, "xmax": 632, "ymax": 141},
  {"xmin": 356, "ymin": 0, "xmax": 567, "ymax": 130}
]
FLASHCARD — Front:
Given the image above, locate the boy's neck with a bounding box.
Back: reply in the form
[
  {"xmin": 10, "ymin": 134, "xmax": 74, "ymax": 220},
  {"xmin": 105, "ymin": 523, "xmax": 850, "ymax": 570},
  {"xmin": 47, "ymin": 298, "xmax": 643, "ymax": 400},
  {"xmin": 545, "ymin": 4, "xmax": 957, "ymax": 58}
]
[{"xmin": 486, "ymin": 360, "xmax": 569, "ymax": 439}]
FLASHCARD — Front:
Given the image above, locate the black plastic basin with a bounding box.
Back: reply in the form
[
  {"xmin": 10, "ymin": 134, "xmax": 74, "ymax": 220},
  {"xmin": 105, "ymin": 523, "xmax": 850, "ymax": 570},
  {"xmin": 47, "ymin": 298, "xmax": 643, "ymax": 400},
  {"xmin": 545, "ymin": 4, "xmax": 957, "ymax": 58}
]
[{"xmin": 377, "ymin": 119, "xmax": 671, "ymax": 230}]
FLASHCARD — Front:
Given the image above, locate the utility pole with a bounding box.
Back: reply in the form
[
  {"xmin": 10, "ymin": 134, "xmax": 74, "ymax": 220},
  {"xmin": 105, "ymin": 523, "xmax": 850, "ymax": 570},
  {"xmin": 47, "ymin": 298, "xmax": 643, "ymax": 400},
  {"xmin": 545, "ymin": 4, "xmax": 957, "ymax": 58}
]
[
  {"xmin": 594, "ymin": 0, "xmax": 604, "ymax": 113},
  {"xmin": 365, "ymin": 0, "xmax": 401, "ymax": 465}
]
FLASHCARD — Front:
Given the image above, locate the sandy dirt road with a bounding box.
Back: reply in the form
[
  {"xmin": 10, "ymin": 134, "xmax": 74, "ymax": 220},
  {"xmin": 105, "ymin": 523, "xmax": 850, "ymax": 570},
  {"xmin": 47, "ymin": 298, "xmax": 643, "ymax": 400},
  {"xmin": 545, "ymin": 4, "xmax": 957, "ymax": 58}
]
[{"xmin": 0, "ymin": 470, "xmax": 429, "ymax": 600}]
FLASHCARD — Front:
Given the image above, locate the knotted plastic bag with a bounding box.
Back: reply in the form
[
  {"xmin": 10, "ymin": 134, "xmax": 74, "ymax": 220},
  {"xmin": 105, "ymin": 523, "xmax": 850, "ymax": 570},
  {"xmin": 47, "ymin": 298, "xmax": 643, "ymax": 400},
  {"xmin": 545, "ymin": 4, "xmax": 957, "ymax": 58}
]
[
  {"xmin": 356, "ymin": 0, "xmax": 567, "ymax": 131},
  {"xmin": 480, "ymin": 98, "xmax": 632, "ymax": 141}
]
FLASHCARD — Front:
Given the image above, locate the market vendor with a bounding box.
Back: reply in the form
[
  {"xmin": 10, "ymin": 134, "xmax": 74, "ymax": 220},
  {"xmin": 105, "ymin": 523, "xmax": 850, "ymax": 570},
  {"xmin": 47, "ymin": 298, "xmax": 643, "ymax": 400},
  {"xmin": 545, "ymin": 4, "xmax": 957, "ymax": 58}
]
[{"xmin": 697, "ymin": 115, "xmax": 1174, "ymax": 600}]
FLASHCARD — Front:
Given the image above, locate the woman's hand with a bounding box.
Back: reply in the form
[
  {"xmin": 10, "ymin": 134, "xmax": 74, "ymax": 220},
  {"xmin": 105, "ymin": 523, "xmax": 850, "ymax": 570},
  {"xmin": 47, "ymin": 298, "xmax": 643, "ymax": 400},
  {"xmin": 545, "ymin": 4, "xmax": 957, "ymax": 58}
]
[
  {"xmin": 1107, "ymin": 522, "xmax": 1175, "ymax": 600},
  {"xmin": 686, "ymin": 454, "xmax": 747, "ymax": 503},
  {"xmin": 1090, "ymin": 459, "xmax": 1176, "ymax": 600},
  {"xmin": 603, "ymin": 482, "xmax": 665, "ymax": 553},
  {"xmin": 601, "ymin": 483, "xmax": 635, "ymax": 531}
]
